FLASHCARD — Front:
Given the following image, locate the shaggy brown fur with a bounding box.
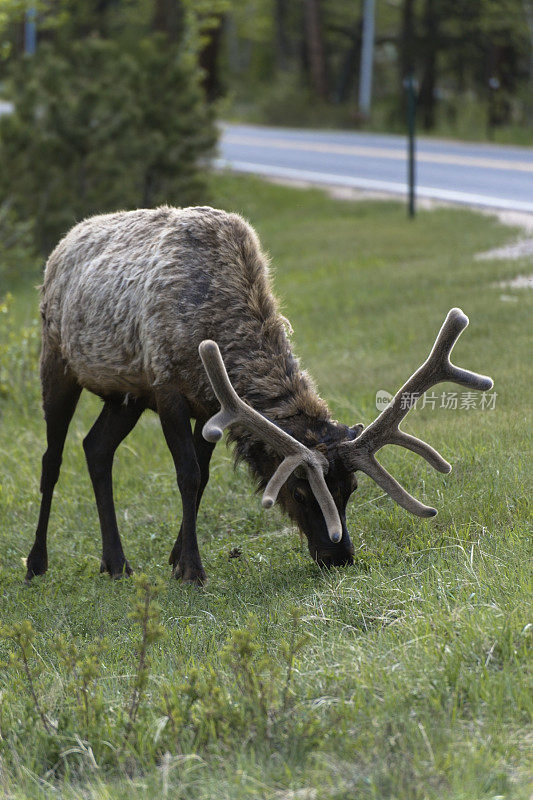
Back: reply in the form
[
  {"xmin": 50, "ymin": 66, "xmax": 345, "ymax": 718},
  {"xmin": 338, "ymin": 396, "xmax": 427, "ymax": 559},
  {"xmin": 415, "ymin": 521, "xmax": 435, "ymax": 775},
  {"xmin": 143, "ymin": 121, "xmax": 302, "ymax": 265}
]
[{"xmin": 41, "ymin": 206, "xmax": 328, "ymax": 420}]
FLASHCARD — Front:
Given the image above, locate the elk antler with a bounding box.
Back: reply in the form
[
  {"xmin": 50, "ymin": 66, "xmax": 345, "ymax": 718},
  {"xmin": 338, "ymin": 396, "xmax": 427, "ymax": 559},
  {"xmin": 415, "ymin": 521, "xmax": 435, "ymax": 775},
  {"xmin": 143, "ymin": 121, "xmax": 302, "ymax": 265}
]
[
  {"xmin": 199, "ymin": 340, "xmax": 343, "ymax": 542},
  {"xmin": 338, "ymin": 308, "xmax": 493, "ymax": 517}
]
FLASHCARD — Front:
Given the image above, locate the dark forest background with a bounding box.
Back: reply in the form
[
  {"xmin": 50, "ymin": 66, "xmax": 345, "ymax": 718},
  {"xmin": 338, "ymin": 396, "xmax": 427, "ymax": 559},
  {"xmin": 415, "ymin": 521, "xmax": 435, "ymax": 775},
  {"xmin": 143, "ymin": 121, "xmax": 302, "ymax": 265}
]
[
  {"xmin": 3, "ymin": 0, "xmax": 533, "ymax": 135},
  {"xmin": 213, "ymin": 0, "xmax": 533, "ymax": 139},
  {"xmin": 0, "ymin": 0, "xmax": 532, "ymax": 265}
]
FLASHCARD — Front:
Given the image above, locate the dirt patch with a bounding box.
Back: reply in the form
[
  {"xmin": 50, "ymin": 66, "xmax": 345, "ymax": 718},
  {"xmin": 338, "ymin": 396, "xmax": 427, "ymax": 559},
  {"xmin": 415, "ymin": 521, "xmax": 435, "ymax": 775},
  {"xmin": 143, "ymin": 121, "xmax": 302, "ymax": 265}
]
[
  {"xmin": 496, "ymin": 274, "xmax": 533, "ymax": 289},
  {"xmin": 477, "ymin": 239, "xmax": 533, "ymax": 261},
  {"xmin": 491, "ymin": 209, "xmax": 533, "ymax": 235},
  {"xmin": 473, "ymin": 210, "xmax": 533, "ymax": 262}
]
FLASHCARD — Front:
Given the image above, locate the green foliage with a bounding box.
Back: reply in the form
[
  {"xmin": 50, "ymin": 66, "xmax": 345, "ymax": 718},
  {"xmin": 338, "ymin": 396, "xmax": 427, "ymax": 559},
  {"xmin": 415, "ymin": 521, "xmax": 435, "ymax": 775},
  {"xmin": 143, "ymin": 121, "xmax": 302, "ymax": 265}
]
[
  {"xmin": 0, "ymin": 0, "xmax": 33, "ymax": 59},
  {"xmin": 221, "ymin": 0, "xmax": 533, "ymax": 140},
  {"xmin": 0, "ymin": 8, "xmax": 216, "ymax": 253},
  {"xmin": 0, "ymin": 200, "xmax": 40, "ymax": 280},
  {"xmin": 0, "ymin": 590, "xmax": 312, "ymax": 781},
  {"xmin": 156, "ymin": 609, "xmax": 311, "ymax": 756},
  {"xmin": 0, "ymin": 38, "xmax": 215, "ymax": 252},
  {"xmin": 2, "ymin": 620, "xmax": 53, "ymax": 735},
  {"xmin": 122, "ymin": 575, "xmax": 166, "ymax": 752},
  {"xmin": 53, "ymin": 633, "xmax": 108, "ymax": 739}
]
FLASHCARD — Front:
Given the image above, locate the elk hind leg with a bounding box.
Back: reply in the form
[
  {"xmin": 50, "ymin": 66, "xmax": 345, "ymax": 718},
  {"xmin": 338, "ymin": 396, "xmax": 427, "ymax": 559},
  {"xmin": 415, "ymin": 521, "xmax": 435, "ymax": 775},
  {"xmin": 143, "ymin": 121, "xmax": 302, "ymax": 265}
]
[
  {"xmin": 83, "ymin": 396, "xmax": 145, "ymax": 578},
  {"xmin": 26, "ymin": 350, "xmax": 82, "ymax": 581}
]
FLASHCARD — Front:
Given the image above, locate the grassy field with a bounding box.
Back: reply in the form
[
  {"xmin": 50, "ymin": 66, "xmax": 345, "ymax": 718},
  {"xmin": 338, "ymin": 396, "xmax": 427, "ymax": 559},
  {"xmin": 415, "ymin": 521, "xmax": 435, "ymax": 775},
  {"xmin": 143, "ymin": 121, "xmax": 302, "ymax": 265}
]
[{"xmin": 0, "ymin": 175, "xmax": 531, "ymax": 799}]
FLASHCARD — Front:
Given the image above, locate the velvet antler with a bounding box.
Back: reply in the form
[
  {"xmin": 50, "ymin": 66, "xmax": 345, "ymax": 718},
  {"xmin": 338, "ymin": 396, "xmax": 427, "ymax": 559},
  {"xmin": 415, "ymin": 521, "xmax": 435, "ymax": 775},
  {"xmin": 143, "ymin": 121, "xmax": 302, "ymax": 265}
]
[
  {"xmin": 199, "ymin": 340, "xmax": 343, "ymax": 542},
  {"xmin": 338, "ymin": 308, "xmax": 493, "ymax": 517}
]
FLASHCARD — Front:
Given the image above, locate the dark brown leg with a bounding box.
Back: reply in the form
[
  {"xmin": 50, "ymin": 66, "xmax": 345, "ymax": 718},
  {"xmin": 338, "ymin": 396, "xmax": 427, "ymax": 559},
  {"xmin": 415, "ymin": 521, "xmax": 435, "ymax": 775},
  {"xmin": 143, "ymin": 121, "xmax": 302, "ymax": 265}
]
[
  {"xmin": 26, "ymin": 350, "xmax": 82, "ymax": 581},
  {"xmin": 156, "ymin": 390, "xmax": 205, "ymax": 585},
  {"xmin": 168, "ymin": 418, "xmax": 215, "ymax": 569},
  {"xmin": 83, "ymin": 397, "xmax": 145, "ymax": 578}
]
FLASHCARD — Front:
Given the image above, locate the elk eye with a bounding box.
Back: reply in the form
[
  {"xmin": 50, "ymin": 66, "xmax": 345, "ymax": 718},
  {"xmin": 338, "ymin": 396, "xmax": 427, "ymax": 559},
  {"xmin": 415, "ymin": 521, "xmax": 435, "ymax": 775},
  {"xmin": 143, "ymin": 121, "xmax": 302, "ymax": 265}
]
[{"xmin": 293, "ymin": 487, "xmax": 306, "ymax": 504}]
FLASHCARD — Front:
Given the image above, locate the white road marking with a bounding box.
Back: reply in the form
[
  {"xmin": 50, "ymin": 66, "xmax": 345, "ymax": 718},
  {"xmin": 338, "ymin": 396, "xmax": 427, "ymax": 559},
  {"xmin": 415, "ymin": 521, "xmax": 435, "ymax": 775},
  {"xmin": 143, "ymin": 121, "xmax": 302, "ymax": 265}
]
[{"xmin": 214, "ymin": 158, "xmax": 533, "ymax": 213}]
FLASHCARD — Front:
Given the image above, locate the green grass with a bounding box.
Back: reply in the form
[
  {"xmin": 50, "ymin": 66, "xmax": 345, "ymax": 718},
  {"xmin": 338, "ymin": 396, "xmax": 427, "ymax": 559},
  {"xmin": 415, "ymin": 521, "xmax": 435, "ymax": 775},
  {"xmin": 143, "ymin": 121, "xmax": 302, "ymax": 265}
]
[{"xmin": 0, "ymin": 175, "xmax": 531, "ymax": 799}]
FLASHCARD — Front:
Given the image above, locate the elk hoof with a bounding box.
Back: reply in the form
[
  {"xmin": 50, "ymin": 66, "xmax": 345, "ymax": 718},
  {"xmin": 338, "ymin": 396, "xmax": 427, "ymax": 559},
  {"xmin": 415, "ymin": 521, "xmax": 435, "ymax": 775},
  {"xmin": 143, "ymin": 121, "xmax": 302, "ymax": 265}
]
[
  {"xmin": 100, "ymin": 557, "xmax": 133, "ymax": 579},
  {"xmin": 171, "ymin": 561, "xmax": 207, "ymax": 587},
  {"xmin": 24, "ymin": 550, "xmax": 48, "ymax": 583}
]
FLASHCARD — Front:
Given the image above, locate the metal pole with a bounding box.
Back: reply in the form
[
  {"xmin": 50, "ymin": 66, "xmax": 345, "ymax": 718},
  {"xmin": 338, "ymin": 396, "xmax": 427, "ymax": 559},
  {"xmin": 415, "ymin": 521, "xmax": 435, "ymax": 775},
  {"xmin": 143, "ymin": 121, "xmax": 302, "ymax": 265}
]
[
  {"xmin": 405, "ymin": 74, "xmax": 416, "ymax": 218},
  {"xmin": 24, "ymin": 7, "xmax": 37, "ymax": 55},
  {"xmin": 358, "ymin": 0, "xmax": 375, "ymax": 116}
]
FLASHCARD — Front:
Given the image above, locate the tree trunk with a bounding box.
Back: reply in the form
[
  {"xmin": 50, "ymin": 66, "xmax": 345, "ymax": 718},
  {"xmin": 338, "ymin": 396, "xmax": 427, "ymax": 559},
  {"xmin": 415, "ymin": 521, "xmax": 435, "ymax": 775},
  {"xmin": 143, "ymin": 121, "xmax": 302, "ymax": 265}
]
[
  {"xmin": 397, "ymin": 0, "xmax": 416, "ymax": 123},
  {"xmin": 303, "ymin": 0, "xmax": 328, "ymax": 100},
  {"xmin": 419, "ymin": 0, "xmax": 438, "ymax": 130},
  {"xmin": 153, "ymin": 0, "xmax": 184, "ymax": 42},
  {"xmin": 335, "ymin": 29, "xmax": 360, "ymax": 104},
  {"xmin": 400, "ymin": 0, "xmax": 416, "ymax": 80},
  {"xmin": 275, "ymin": 0, "xmax": 290, "ymax": 71},
  {"xmin": 523, "ymin": 0, "xmax": 533, "ymax": 121},
  {"xmin": 199, "ymin": 15, "xmax": 224, "ymax": 102}
]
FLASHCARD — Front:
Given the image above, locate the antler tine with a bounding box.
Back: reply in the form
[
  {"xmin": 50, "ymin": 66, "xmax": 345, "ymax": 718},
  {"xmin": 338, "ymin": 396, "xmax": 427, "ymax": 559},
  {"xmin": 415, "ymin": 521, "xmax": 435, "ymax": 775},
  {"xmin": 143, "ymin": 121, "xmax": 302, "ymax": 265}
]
[
  {"xmin": 199, "ymin": 340, "xmax": 343, "ymax": 542},
  {"xmin": 339, "ymin": 308, "xmax": 493, "ymax": 517},
  {"xmin": 425, "ymin": 308, "xmax": 493, "ymax": 391}
]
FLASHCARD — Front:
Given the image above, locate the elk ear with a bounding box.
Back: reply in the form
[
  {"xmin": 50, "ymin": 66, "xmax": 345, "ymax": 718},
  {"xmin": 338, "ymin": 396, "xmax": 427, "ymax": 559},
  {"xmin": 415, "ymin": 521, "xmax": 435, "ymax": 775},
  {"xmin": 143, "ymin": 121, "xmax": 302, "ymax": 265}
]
[{"xmin": 349, "ymin": 423, "xmax": 364, "ymax": 439}]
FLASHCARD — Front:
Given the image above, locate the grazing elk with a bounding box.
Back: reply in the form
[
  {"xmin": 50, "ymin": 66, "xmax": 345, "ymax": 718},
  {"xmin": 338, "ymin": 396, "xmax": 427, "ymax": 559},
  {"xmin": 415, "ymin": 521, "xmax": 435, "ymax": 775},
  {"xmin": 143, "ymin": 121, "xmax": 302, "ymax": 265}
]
[{"xmin": 26, "ymin": 206, "xmax": 493, "ymax": 585}]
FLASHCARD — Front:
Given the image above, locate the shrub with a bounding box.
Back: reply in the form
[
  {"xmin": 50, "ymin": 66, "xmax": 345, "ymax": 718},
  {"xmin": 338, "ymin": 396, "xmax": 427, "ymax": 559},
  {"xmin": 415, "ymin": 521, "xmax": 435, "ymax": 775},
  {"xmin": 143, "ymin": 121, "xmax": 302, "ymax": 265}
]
[
  {"xmin": 0, "ymin": 32, "xmax": 216, "ymax": 253},
  {"xmin": 0, "ymin": 591, "xmax": 312, "ymax": 781},
  {"xmin": 0, "ymin": 200, "xmax": 40, "ymax": 280}
]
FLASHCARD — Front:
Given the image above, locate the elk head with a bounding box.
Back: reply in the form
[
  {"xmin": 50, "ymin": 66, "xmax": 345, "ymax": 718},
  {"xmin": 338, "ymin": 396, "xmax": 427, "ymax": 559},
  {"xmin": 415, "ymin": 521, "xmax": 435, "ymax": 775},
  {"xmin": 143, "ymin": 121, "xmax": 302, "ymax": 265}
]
[{"xmin": 199, "ymin": 308, "xmax": 493, "ymax": 566}]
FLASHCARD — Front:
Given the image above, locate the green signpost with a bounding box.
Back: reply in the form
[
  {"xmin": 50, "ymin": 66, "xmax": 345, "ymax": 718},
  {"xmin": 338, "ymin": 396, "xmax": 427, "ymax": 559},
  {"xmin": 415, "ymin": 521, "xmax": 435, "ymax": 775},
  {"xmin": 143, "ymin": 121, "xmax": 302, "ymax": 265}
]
[{"xmin": 405, "ymin": 74, "xmax": 417, "ymax": 218}]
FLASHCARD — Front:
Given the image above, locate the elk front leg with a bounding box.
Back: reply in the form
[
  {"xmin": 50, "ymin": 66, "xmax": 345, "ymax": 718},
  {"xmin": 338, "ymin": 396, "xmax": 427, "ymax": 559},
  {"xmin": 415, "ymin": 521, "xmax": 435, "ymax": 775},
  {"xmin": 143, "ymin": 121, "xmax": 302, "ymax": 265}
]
[
  {"xmin": 168, "ymin": 418, "xmax": 215, "ymax": 569},
  {"xmin": 83, "ymin": 397, "xmax": 145, "ymax": 578},
  {"xmin": 157, "ymin": 390, "xmax": 205, "ymax": 586}
]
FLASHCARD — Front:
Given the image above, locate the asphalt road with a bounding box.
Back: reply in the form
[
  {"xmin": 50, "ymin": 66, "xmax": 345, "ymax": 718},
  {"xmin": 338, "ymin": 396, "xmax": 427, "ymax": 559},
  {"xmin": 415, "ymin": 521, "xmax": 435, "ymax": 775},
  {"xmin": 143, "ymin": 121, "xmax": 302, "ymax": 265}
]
[{"xmin": 218, "ymin": 123, "xmax": 533, "ymax": 213}]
